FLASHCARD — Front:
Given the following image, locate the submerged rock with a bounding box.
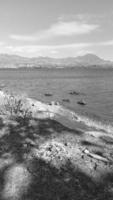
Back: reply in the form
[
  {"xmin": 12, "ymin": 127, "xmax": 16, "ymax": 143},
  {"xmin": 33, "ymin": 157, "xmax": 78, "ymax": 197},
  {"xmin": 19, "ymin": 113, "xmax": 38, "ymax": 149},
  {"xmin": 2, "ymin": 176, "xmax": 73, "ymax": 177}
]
[
  {"xmin": 77, "ymin": 100, "xmax": 86, "ymax": 106},
  {"xmin": 62, "ymin": 99, "xmax": 70, "ymax": 103},
  {"xmin": 44, "ymin": 93, "xmax": 53, "ymax": 97},
  {"xmin": 69, "ymin": 91, "xmax": 80, "ymax": 95}
]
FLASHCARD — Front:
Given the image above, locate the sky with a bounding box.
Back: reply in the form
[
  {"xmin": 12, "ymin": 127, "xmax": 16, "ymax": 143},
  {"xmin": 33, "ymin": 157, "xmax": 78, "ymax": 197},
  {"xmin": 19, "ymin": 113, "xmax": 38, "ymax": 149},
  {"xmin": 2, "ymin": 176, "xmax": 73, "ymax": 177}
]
[{"xmin": 0, "ymin": 0, "xmax": 113, "ymax": 60}]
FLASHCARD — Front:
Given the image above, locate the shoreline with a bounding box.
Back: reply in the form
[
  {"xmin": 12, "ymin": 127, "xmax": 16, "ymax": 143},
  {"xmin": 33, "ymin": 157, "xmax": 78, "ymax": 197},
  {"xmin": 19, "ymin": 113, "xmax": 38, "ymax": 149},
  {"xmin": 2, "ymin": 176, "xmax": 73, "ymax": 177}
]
[
  {"xmin": 1, "ymin": 90, "xmax": 113, "ymax": 134},
  {"xmin": 0, "ymin": 91, "xmax": 113, "ymax": 199}
]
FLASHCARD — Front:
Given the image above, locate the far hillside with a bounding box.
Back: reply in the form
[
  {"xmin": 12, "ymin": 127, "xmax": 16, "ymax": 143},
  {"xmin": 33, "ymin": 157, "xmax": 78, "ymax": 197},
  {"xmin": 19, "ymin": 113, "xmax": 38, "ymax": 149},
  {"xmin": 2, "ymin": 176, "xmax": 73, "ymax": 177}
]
[{"xmin": 0, "ymin": 53, "xmax": 112, "ymax": 68}]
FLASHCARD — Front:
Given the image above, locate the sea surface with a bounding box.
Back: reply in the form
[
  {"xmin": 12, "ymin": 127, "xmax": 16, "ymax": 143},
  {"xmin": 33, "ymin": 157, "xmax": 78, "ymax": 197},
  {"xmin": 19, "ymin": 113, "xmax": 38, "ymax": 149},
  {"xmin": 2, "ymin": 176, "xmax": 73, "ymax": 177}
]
[{"xmin": 0, "ymin": 67, "xmax": 113, "ymax": 131}]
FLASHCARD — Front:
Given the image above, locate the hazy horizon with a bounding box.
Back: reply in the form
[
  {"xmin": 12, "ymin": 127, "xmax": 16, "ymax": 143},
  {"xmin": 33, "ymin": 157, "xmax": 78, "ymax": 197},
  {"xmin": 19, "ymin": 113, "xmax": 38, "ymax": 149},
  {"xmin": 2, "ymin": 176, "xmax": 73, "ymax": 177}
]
[
  {"xmin": 0, "ymin": 0, "xmax": 113, "ymax": 60},
  {"xmin": 0, "ymin": 52, "xmax": 111, "ymax": 61}
]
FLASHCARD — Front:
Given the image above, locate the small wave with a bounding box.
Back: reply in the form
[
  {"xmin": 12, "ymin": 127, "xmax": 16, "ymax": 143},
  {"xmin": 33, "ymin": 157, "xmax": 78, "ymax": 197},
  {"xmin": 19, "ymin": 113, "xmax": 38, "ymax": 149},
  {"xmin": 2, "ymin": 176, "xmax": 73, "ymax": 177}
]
[
  {"xmin": 71, "ymin": 111, "xmax": 113, "ymax": 134},
  {"xmin": 28, "ymin": 96, "xmax": 113, "ymax": 134},
  {"xmin": 51, "ymin": 105, "xmax": 113, "ymax": 134}
]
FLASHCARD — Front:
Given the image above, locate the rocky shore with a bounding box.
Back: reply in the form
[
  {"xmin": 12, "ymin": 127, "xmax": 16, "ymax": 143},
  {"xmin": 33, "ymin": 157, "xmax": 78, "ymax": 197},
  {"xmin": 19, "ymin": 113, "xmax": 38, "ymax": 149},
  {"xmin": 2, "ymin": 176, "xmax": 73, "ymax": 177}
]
[{"xmin": 0, "ymin": 91, "xmax": 113, "ymax": 200}]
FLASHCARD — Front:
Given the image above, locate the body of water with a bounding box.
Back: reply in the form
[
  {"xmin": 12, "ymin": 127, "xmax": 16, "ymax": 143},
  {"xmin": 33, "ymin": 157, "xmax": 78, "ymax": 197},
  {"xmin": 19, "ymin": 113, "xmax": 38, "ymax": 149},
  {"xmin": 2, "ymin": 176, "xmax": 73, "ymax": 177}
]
[{"xmin": 0, "ymin": 67, "xmax": 113, "ymax": 129}]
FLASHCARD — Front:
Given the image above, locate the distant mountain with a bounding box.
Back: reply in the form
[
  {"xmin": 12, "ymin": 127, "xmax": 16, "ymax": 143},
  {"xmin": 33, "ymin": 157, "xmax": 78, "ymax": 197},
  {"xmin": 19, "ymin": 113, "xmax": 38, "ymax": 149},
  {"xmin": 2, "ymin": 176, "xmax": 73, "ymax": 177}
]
[
  {"xmin": 0, "ymin": 53, "xmax": 112, "ymax": 68},
  {"xmin": 75, "ymin": 54, "xmax": 111, "ymax": 65}
]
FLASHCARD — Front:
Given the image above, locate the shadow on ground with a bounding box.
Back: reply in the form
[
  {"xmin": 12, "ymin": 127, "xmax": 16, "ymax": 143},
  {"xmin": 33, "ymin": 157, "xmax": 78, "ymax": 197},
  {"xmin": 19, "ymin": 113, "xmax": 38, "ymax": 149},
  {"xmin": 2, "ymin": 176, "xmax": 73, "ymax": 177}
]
[{"xmin": 0, "ymin": 116, "xmax": 113, "ymax": 200}]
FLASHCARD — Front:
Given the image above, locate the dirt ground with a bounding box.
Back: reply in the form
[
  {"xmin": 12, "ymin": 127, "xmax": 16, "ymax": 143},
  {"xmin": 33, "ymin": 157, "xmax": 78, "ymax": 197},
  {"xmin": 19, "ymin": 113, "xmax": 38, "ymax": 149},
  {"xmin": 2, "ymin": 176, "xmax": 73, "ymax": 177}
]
[{"xmin": 0, "ymin": 114, "xmax": 113, "ymax": 200}]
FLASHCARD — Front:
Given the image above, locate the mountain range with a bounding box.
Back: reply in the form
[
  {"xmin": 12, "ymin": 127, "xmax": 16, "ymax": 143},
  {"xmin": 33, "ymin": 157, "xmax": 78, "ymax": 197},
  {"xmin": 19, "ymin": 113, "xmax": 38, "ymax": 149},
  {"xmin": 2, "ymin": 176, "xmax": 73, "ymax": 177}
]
[{"xmin": 0, "ymin": 53, "xmax": 112, "ymax": 68}]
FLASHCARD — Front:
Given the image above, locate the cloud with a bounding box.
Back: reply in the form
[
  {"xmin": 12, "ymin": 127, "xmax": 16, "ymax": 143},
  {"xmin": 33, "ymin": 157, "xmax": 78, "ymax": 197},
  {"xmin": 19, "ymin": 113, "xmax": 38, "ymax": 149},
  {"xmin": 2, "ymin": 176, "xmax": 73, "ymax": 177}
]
[
  {"xmin": 0, "ymin": 42, "xmax": 93, "ymax": 57},
  {"xmin": 99, "ymin": 40, "xmax": 113, "ymax": 46},
  {"xmin": 45, "ymin": 21, "xmax": 98, "ymax": 36},
  {"xmin": 0, "ymin": 42, "xmax": 5, "ymax": 46},
  {"xmin": 10, "ymin": 20, "xmax": 99, "ymax": 42},
  {"xmin": 75, "ymin": 49, "xmax": 94, "ymax": 56}
]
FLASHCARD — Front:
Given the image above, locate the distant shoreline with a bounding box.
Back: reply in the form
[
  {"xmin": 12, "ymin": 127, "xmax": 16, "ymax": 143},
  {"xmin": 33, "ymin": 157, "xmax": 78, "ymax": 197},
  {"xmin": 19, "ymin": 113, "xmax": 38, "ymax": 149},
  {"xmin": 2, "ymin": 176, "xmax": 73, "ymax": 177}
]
[{"xmin": 0, "ymin": 66, "xmax": 113, "ymax": 70}]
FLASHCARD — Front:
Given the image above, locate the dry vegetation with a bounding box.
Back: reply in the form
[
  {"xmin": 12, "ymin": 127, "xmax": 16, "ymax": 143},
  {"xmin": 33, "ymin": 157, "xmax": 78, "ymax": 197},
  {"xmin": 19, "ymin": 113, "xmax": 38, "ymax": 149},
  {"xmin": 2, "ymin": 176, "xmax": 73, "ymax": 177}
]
[
  {"xmin": 0, "ymin": 92, "xmax": 113, "ymax": 200},
  {"xmin": 0, "ymin": 93, "xmax": 32, "ymax": 119}
]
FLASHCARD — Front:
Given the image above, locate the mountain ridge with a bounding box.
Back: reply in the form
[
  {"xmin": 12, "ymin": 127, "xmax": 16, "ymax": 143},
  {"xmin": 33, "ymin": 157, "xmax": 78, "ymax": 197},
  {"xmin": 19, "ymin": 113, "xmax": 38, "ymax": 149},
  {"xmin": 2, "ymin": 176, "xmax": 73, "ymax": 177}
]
[{"xmin": 0, "ymin": 53, "xmax": 112, "ymax": 68}]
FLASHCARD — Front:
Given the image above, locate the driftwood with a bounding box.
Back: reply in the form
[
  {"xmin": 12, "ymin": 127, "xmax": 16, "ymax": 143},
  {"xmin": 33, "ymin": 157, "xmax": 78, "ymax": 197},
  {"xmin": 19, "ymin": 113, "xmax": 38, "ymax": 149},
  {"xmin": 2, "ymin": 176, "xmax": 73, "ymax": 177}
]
[{"xmin": 83, "ymin": 149, "xmax": 111, "ymax": 163}]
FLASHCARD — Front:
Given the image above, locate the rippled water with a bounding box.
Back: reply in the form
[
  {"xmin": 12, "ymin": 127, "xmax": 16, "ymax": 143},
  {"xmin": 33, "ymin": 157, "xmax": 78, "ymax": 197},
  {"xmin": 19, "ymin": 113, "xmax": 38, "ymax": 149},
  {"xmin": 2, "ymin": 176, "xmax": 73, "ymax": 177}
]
[{"xmin": 0, "ymin": 67, "xmax": 113, "ymax": 126}]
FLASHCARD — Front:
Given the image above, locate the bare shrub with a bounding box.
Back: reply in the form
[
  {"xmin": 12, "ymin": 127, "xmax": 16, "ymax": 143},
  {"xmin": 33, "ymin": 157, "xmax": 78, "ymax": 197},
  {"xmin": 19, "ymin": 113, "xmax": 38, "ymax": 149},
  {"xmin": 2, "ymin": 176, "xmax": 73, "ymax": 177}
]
[{"xmin": 0, "ymin": 93, "xmax": 32, "ymax": 119}]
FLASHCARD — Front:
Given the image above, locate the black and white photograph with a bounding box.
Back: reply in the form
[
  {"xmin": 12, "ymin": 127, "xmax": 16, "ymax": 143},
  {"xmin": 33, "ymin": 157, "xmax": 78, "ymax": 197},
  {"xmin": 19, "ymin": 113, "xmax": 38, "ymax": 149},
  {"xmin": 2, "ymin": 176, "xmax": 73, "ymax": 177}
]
[{"xmin": 0, "ymin": 0, "xmax": 113, "ymax": 199}]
